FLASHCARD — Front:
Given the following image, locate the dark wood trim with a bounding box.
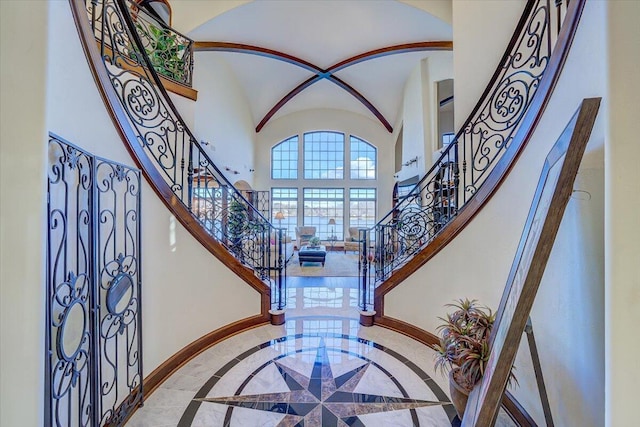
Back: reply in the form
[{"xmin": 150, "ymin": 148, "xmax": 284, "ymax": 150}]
[
  {"xmin": 143, "ymin": 313, "xmax": 270, "ymax": 396},
  {"xmin": 161, "ymin": 76, "xmax": 197, "ymax": 100},
  {"xmin": 195, "ymin": 41, "xmax": 452, "ymax": 132},
  {"xmin": 375, "ymin": 315, "xmax": 439, "ymax": 347},
  {"xmin": 327, "ymin": 41, "xmax": 453, "ymax": 73},
  {"xmin": 255, "ymin": 75, "xmax": 321, "ymax": 132},
  {"xmin": 375, "ymin": 0, "xmax": 587, "ymax": 301},
  {"xmin": 194, "ymin": 41, "xmax": 322, "ymax": 72},
  {"xmin": 69, "ymin": 1, "xmax": 270, "ymax": 299},
  {"xmin": 112, "ymin": 313, "xmax": 270, "ymax": 426},
  {"xmin": 328, "ymin": 75, "xmax": 393, "ymax": 132},
  {"xmin": 503, "ymin": 391, "xmax": 538, "ymax": 427},
  {"xmin": 100, "ymin": 43, "xmax": 197, "ymax": 100}
]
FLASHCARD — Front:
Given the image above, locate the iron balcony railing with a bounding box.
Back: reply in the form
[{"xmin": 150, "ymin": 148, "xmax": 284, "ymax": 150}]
[
  {"xmin": 362, "ymin": 0, "xmax": 572, "ymax": 292},
  {"xmin": 84, "ymin": 0, "xmax": 286, "ymax": 311},
  {"xmin": 89, "ymin": 0, "xmax": 194, "ymax": 87}
]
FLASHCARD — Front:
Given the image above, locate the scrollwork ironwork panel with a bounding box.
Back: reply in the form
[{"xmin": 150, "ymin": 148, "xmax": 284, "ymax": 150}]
[
  {"xmin": 46, "ymin": 134, "xmax": 142, "ymax": 427},
  {"xmin": 461, "ymin": 1, "xmax": 550, "ymax": 200},
  {"xmin": 89, "ymin": 0, "xmax": 188, "ymax": 200},
  {"xmin": 366, "ymin": 0, "xmax": 556, "ymax": 292},
  {"xmin": 46, "ymin": 135, "xmax": 95, "ymax": 427},
  {"xmin": 95, "ymin": 158, "xmax": 142, "ymax": 425}
]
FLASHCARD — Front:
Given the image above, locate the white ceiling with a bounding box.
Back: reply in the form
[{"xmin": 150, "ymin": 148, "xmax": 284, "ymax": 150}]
[{"xmin": 188, "ymin": 0, "xmax": 452, "ymax": 132}]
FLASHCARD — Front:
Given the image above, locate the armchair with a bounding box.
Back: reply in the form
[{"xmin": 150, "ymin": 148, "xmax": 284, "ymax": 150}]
[
  {"xmin": 295, "ymin": 226, "xmax": 316, "ymax": 248},
  {"xmin": 344, "ymin": 227, "xmax": 361, "ymax": 253}
]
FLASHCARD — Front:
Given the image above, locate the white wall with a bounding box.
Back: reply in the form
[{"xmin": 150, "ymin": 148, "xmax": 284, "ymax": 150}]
[
  {"xmin": 424, "ymin": 53, "xmax": 454, "ymax": 159},
  {"xmin": 605, "ymin": 2, "xmax": 640, "ymax": 425},
  {"xmin": 393, "ymin": 52, "xmax": 453, "ymax": 183},
  {"xmin": 395, "ymin": 64, "xmax": 427, "ymax": 181},
  {"xmin": 0, "ymin": 2, "xmax": 48, "ymax": 426},
  {"xmin": 171, "ymin": 0, "xmax": 452, "ymax": 34},
  {"xmin": 255, "ymin": 109, "xmax": 395, "ymax": 232},
  {"xmin": 0, "ymin": 3, "xmax": 262, "ymax": 424},
  {"xmin": 192, "ymin": 53, "xmax": 257, "ymax": 186},
  {"xmin": 385, "ymin": 2, "xmax": 606, "ymax": 425},
  {"xmin": 452, "ymin": 0, "xmax": 526, "ymax": 129}
]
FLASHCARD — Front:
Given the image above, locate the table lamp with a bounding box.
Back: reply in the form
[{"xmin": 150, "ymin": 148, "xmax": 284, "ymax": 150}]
[{"xmin": 275, "ymin": 211, "xmax": 285, "ymax": 228}]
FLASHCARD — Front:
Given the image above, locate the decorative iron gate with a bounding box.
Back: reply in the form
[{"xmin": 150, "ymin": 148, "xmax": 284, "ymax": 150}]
[{"xmin": 46, "ymin": 133, "xmax": 142, "ymax": 426}]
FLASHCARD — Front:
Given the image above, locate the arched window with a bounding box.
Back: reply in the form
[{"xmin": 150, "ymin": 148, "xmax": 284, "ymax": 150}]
[
  {"xmin": 271, "ymin": 135, "xmax": 298, "ymax": 179},
  {"xmin": 350, "ymin": 135, "xmax": 376, "ymax": 179},
  {"xmin": 270, "ymin": 132, "xmax": 377, "ymax": 242}
]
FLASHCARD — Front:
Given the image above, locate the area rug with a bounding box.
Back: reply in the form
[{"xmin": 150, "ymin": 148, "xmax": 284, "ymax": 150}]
[{"xmin": 286, "ymin": 252, "xmax": 359, "ymax": 277}]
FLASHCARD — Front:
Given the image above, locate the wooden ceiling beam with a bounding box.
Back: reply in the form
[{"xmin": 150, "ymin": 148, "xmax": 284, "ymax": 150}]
[{"xmin": 194, "ymin": 41, "xmax": 452, "ymax": 132}]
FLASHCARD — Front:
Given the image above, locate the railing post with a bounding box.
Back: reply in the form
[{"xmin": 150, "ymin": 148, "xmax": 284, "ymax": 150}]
[
  {"xmin": 269, "ymin": 227, "xmax": 286, "ymax": 325},
  {"xmin": 555, "ymin": 0, "xmax": 563, "ymax": 35},
  {"xmin": 454, "ymin": 141, "xmax": 460, "ymax": 219},
  {"xmin": 358, "ymin": 228, "xmax": 375, "ymax": 326},
  {"xmin": 187, "ymin": 140, "xmax": 193, "ymax": 210}
]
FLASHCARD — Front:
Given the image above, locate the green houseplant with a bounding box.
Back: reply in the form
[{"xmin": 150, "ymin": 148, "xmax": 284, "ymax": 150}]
[
  {"xmin": 133, "ymin": 22, "xmax": 188, "ymax": 83},
  {"xmin": 433, "ymin": 298, "xmax": 516, "ymax": 419},
  {"xmin": 308, "ymin": 236, "xmax": 321, "ymax": 247},
  {"xmin": 228, "ymin": 199, "xmax": 247, "ymax": 257}
]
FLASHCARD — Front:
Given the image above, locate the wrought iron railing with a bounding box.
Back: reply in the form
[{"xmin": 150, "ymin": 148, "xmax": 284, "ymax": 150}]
[
  {"xmin": 130, "ymin": 2, "xmax": 193, "ymax": 86},
  {"xmin": 84, "ymin": 0, "xmax": 286, "ymax": 310},
  {"xmin": 89, "ymin": 0, "xmax": 194, "ymax": 87},
  {"xmin": 367, "ymin": 0, "xmax": 571, "ymax": 287}
]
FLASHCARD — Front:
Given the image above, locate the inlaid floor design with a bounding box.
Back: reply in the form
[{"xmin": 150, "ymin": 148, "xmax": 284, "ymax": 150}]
[{"xmin": 126, "ymin": 278, "xmax": 515, "ymax": 426}]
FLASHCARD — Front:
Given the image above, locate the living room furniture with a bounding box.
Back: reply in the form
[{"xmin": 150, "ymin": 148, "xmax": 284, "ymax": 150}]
[
  {"xmin": 295, "ymin": 226, "xmax": 317, "ymax": 248},
  {"xmin": 298, "ymin": 245, "xmax": 327, "ymax": 266},
  {"xmin": 344, "ymin": 227, "xmax": 361, "ymax": 253},
  {"xmin": 267, "ymin": 231, "xmax": 294, "ymax": 268}
]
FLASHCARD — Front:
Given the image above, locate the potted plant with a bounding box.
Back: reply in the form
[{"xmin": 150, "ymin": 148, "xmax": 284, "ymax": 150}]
[
  {"xmin": 228, "ymin": 199, "xmax": 247, "ymax": 257},
  {"xmin": 433, "ymin": 298, "xmax": 516, "ymax": 419},
  {"xmin": 308, "ymin": 236, "xmax": 321, "ymax": 248}
]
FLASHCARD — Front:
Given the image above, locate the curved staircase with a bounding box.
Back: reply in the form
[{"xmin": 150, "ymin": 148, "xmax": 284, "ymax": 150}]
[{"xmin": 68, "ymin": 0, "xmax": 588, "ymax": 424}]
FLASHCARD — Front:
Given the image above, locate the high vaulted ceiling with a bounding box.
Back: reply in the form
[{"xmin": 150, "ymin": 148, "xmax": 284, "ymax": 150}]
[{"xmin": 186, "ymin": 0, "xmax": 453, "ymax": 133}]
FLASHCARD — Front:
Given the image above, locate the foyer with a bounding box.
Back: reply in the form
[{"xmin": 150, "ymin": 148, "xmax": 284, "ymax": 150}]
[{"xmin": 126, "ymin": 277, "xmax": 516, "ymax": 427}]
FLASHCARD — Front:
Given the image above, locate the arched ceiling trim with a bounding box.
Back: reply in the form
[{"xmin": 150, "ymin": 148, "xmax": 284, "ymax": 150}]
[{"xmin": 194, "ymin": 41, "xmax": 452, "ymax": 132}]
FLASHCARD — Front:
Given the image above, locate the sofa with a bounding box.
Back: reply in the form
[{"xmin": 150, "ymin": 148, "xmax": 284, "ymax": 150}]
[{"xmin": 268, "ymin": 231, "xmax": 294, "ymax": 268}]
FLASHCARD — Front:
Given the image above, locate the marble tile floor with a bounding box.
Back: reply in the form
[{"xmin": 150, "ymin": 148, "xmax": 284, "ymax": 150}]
[{"xmin": 126, "ymin": 277, "xmax": 515, "ymax": 427}]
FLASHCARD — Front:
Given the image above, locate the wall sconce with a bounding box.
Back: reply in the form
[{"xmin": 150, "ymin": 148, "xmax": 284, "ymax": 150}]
[
  {"xmin": 403, "ymin": 156, "xmax": 419, "ymax": 167},
  {"xmin": 224, "ymin": 166, "xmax": 240, "ymax": 175}
]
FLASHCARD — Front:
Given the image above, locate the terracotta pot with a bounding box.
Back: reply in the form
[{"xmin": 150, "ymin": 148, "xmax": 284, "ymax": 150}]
[{"xmin": 449, "ymin": 368, "xmax": 471, "ymax": 420}]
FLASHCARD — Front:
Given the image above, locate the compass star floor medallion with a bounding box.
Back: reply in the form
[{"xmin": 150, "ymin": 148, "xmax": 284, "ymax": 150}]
[{"xmin": 188, "ymin": 337, "xmax": 455, "ymax": 426}]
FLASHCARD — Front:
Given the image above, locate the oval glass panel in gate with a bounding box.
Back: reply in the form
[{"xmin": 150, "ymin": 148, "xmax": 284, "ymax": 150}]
[
  {"xmin": 106, "ymin": 272, "xmax": 134, "ymax": 315},
  {"xmin": 58, "ymin": 300, "xmax": 87, "ymax": 360}
]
